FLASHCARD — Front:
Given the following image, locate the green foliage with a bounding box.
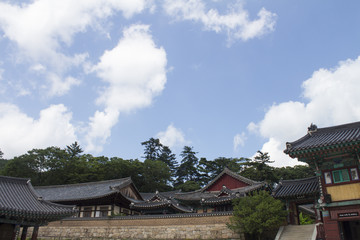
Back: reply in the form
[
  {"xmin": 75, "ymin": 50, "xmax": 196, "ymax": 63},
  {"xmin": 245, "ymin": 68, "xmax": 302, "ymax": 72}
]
[
  {"xmin": 175, "ymin": 180, "xmax": 201, "ymax": 192},
  {"xmin": 228, "ymin": 191, "xmax": 287, "ymax": 240},
  {"xmin": 141, "ymin": 138, "xmax": 162, "ymax": 161},
  {"xmin": 141, "ymin": 138, "xmax": 178, "ymax": 178},
  {"xmin": 139, "ymin": 159, "xmax": 172, "ymax": 192},
  {"xmin": 175, "ymin": 146, "xmax": 200, "ymax": 186},
  {"xmin": 240, "ymin": 151, "xmax": 277, "ymax": 184},
  {"xmin": 299, "ymin": 212, "xmax": 315, "ymax": 225},
  {"xmin": 66, "ymin": 141, "xmax": 83, "ymax": 158},
  {"xmin": 1, "ymin": 142, "xmax": 316, "ymax": 195},
  {"xmin": 273, "ymin": 165, "xmax": 315, "ymax": 180},
  {"xmin": 198, "ymin": 157, "xmax": 246, "ymax": 186},
  {"xmin": 0, "ymin": 159, "xmax": 7, "ymax": 172}
]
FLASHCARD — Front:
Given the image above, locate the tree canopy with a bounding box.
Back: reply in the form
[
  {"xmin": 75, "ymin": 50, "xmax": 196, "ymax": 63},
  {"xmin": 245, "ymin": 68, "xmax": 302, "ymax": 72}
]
[
  {"xmin": 228, "ymin": 191, "xmax": 287, "ymax": 240},
  {"xmin": 0, "ymin": 140, "xmax": 314, "ymax": 191}
]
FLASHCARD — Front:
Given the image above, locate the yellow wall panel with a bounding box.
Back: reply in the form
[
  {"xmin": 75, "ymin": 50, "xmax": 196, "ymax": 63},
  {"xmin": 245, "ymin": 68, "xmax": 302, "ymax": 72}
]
[{"xmin": 326, "ymin": 183, "xmax": 360, "ymax": 201}]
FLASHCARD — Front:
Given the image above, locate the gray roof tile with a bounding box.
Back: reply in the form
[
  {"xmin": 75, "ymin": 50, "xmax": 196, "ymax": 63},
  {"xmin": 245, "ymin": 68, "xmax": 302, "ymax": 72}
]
[
  {"xmin": 284, "ymin": 122, "xmax": 360, "ymax": 156},
  {"xmin": 35, "ymin": 178, "xmax": 133, "ymax": 202},
  {"xmin": 272, "ymin": 176, "xmax": 319, "ymax": 199},
  {"xmin": 0, "ymin": 176, "xmax": 76, "ymax": 224}
]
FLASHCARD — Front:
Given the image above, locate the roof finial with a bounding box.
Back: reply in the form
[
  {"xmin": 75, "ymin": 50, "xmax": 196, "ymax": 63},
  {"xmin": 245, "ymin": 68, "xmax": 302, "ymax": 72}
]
[{"xmin": 308, "ymin": 123, "xmax": 318, "ymax": 135}]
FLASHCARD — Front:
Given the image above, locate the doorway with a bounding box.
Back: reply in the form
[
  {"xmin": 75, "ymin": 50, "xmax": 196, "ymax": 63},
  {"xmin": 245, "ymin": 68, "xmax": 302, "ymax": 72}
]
[{"xmin": 339, "ymin": 220, "xmax": 360, "ymax": 240}]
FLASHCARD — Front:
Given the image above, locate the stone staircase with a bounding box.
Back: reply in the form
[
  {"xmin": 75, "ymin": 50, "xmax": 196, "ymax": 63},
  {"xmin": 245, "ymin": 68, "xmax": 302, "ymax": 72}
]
[{"xmin": 275, "ymin": 224, "xmax": 317, "ymax": 240}]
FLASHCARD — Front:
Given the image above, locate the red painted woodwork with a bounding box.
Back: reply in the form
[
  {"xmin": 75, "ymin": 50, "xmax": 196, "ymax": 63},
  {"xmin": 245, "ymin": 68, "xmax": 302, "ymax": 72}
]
[
  {"xmin": 206, "ymin": 174, "xmax": 249, "ymax": 191},
  {"xmin": 323, "ymin": 216, "xmax": 340, "ymax": 240}
]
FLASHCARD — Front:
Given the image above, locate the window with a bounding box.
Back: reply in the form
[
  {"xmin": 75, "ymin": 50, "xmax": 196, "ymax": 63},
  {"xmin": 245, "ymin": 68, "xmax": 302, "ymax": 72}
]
[
  {"xmin": 83, "ymin": 207, "xmax": 92, "ymax": 218},
  {"xmin": 100, "ymin": 207, "xmax": 109, "ymax": 217},
  {"xmin": 324, "ymin": 172, "xmax": 332, "ymax": 184},
  {"xmin": 332, "ymin": 169, "xmax": 350, "ymax": 183},
  {"xmin": 350, "ymin": 168, "xmax": 359, "ymax": 181}
]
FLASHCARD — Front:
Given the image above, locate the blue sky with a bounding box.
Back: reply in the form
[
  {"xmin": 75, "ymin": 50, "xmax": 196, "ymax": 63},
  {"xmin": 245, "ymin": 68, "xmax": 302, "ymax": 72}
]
[{"xmin": 1, "ymin": 0, "xmax": 360, "ymax": 166}]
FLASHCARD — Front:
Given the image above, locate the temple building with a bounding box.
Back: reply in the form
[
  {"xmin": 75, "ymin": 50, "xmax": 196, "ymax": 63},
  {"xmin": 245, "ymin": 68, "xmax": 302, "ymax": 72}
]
[
  {"xmin": 273, "ymin": 176, "xmax": 319, "ymax": 225},
  {"xmin": 0, "ymin": 176, "xmax": 76, "ymax": 240},
  {"xmin": 130, "ymin": 190, "xmax": 193, "ymax": 214},
  {"xmin": 35, "ymin": 177, "xmax": 143, "ymax": 217},
  {"xmin": 174, "ymin": 168, "xmax": 268, "ymax": 213},
  {"xmin": 284, "ymin": 122, "xmax": 360, "ymax": 240},
  {"xmin": 34, "ymin": 168, "xmax": 267, "ymax": 217}
]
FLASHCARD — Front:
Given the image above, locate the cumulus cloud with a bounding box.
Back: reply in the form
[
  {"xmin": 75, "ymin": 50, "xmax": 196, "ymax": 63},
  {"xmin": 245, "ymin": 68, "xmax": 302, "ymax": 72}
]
[
  {"xmin": 163, "ymin": 0, "xmax": 277, "ymax": 44},
  {"xmin": 0, "ymin": 0, "xmax": 148, "ymax": 96},
  {"xmin": 156, "ymin": 124, "xmax": 188, "ymax": 148},
  {"xmin": 233, "ymin": 132, "xmax": 246, "ymax": 151},
  {"xmin": 249, "ymin": 56, "xmax": 360, "ymax": 167},
  {"xmin": 0, "ymin": 103, "xmax": 77, "ymax": 158},
  {"xmin": 85, "ymin": 24, "xmax": 167, "ymax": 152}
]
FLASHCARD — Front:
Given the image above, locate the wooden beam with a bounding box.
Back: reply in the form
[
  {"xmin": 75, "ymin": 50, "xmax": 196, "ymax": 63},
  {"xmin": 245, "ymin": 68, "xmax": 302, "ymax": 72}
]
[
  {"xmin": 31, "ymin": 226, "xmax": 39, "ymax": 240},
  {"xmin": 20, "ymin": 226, "xmax": 28, "ymax": 240}
]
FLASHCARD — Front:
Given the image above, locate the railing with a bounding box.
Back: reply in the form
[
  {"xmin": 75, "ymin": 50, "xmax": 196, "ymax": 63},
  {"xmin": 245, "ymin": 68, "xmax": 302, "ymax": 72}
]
[{"xmin": 64, "ymin": 211, "xmax": 233, "ymax": 221}]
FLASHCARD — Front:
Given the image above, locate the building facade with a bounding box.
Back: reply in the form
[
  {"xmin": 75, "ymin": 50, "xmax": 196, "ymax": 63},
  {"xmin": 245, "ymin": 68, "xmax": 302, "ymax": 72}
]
[
  {"xmin": 284, "ymin": 122, "xmax": 360, "ymax": 240},
  {"xmin": 35, "ymin": 168, "xmax": 268, "ymax": 217},
  {"xmin": 35, "ymin": 177, "xmax": 143, "ymax": 218},
  {"xmin": 0, "ymin": 176, "xmax": 76, "ymax": 240}
]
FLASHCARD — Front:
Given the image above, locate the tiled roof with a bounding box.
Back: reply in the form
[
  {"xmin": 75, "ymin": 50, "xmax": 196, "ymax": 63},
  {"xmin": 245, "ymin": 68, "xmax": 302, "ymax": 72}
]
[
  {"xmin": 272, "ymin": 176, "xmax": 319, "ymax": 199},
  {"xmin": 202, "ymin": 168, "xmax": 260, "ymax": 191},
  {"xmin": 174, "ymin": 190, "xmax": 215, "ymax": 201},
  {"xmin": 0, "ymin": 176, "xmax": 76, "ymax": 225},
  {"xmin": 131, "ymin": 198, "xmax": 193, "ymax": 213},
  {"xmin": 132, "ymin": 190, "xmax": 193, "ymax": 213},
  {"xmin": 284, "ymin": 122, "xmax": 360, "ymax": 156},
  {"xmin": 174, "ymin": 168, "xmax": 266, "ymax": 203},
  {"xmin": 203, "ymin": 184, "xmax": 266, "ymax": 205},
  {"xmin": 140, "ymin": 190, "xmax": 181, "ymax": 201},
  {"xmin": 35, "ymin": 178, "xmax": 134, "ymax": 202}
]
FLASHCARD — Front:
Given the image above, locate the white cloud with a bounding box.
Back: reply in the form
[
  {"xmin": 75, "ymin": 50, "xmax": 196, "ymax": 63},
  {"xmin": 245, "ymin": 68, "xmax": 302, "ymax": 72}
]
[
  {"xmin": 0, "ymin": 0, "xmax": 148, "ymax": 96},
  {"xmin": 156, "ymin": 124, "xmax": 188, "ymax": 148},
  {"xmin": 0, "ymin": 68, "xmax": 3, "ymax": 81},
  {"xmin": 46, "ymin": 74, "xmax": 81, "ymax": 97},
  {"xmin": 250, "ymin": 56, "xmax": 360, "ymax": 167},
  {"xmin": 233, "ymin": 132, "xmax": 246, "ymax": 151},
  {"xmin": 0, "ymin": 103, "xmax": 77, "ymax": 158},
  {"xmin": 163, "ymin": 0, "xmax": 276, "ymax": 44},
  {"xmin": 85, "ymin": 24, "xmax": 168, "ymax": 152}
]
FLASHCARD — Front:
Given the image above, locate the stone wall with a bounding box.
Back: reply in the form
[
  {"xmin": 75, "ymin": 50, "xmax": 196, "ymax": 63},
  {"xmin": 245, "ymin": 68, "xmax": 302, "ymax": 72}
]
[{"xmin": 30, "ymin": 213, "xmax": 242, "ymax": 239}]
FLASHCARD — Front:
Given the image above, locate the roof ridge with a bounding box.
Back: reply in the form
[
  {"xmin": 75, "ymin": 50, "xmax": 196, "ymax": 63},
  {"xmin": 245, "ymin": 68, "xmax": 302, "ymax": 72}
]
[
  {"xmin": 201, "ymin": 168, "xmax": 259, "ymax": 192},
  {"xmin": 0, "ymin": 175, "xmax": 29, "ymax": 182},
  {"xmin": 279, "ymin": 176, "xmax": 317, "ymax": 184},
  {"xmin": 34, "ymin": 177, "xmax": 132, "ymax": 189},
  {"xmin": 26, "ymin": 179, "xmax": 76, "ymax": 210},
  {"xmin": 316, "ymin": 121, "xmax": 360, "ymax": 132}
]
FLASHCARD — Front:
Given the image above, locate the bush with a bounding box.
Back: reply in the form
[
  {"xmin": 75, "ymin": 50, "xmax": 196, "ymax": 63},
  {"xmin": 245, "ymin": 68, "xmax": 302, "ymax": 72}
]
[{"xmin": 227, "ymin": 191, "xmax": 287, "ymax": 240}]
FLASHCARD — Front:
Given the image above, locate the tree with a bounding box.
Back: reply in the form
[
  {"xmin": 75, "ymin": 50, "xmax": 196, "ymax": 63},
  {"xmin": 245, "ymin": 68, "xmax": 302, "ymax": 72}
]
[
  {"xmin": 66, "ymin": 141, "xmax": 83, "ymax": 158},
  {"xmin": 175, "ymin": 146, "xmax": 200, "ymax": 186},
  {"xmin": 174, "ymin": 180, "xmax": 201, "ymax": 192},
  {"xmin": 142, "ymin": 138, "xmax": 178, "ymax": 179},
  {"xmin": 198, "ymin": 157, "xmax": 246, "ymax": 186},
  {"xmin": 141, "ymin": 138, "xmax": 162, "ymax": 161},
  {"xmin": 274, "ymin": 165, "xmax": 315, "ymax": 180},
  {"xmin": 228, "ymin": 191, "xmax": 287, "ymax": 240},
  {"xmin": 158, "ymin": 146, "xmax": 178, "ymax": 180},
  {"xmin": 0, "ymin": 149, "xmax": 7, "ymax": 171},
  {"xmin": 240, "ymin": 151, "xmax": 277, "ymax": 184},
  {"xmin": 139, "ymin": 159, "xmax": 172, "ymax": 192}
]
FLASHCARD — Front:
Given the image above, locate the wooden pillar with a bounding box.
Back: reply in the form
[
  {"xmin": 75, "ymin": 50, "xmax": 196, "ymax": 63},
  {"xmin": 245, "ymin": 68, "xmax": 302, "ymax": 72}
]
[
  {"xmin": 111, "ymin": 204, "xmax": 115, "ymax": 215},
  {"xmin": 11, "ymin": 224, "xmax": 20, "ymax": 240},
  {"xmin": 20, "ymin": 226, "xmax": 28, "ymax": 240},
  {"xmin": 31, "ymin": 225, "xmax": 39, "ymax": 240}
]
